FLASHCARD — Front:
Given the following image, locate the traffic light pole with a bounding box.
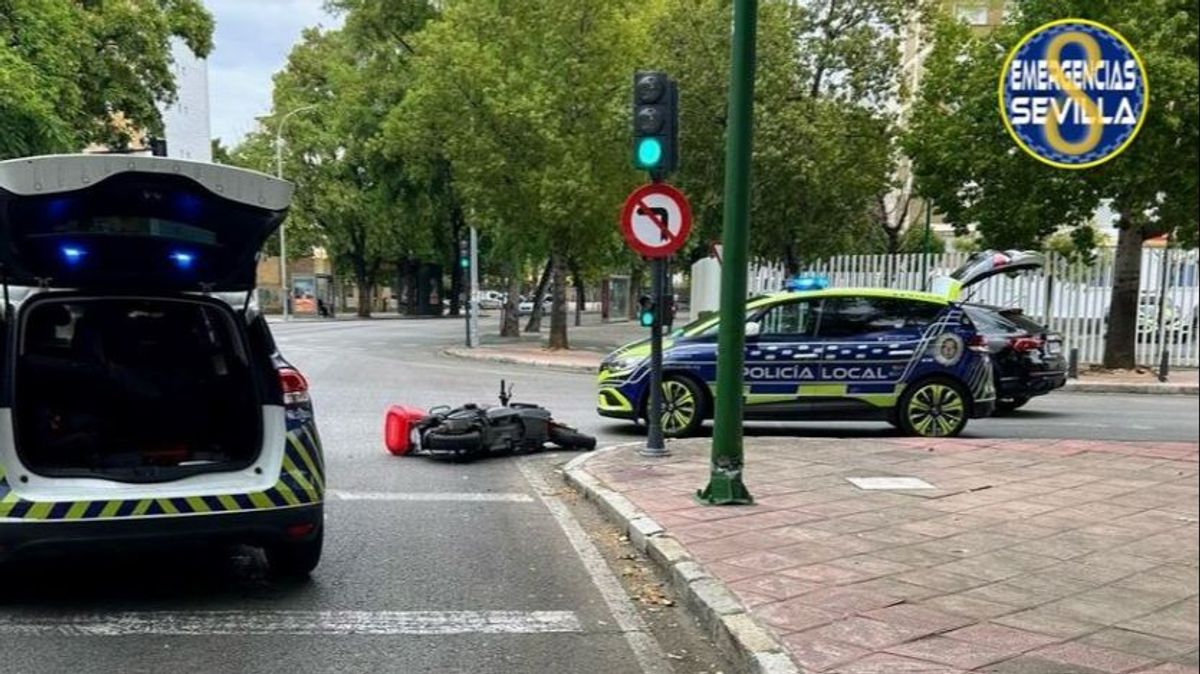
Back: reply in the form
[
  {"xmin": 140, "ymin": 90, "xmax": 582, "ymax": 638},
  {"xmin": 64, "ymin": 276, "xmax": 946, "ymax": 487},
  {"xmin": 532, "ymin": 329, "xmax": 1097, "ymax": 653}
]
[
  {"xmin": 467, "ymin": 226, "xmax": 480, "ymax": 348},
  {"xmin": 698, "ymin": 0, "xmax": 756, "ymax": 505},
  {"xmin": 640, "ymin": 255, "xmax": 669, "ymax": 456}
]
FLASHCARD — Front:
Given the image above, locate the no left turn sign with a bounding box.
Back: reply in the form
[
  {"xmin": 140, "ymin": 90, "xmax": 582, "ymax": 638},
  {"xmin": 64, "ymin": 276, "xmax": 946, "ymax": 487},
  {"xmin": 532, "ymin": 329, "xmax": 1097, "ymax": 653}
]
[{"xmin": 620, "ymin": 183, "xmax": 692, "ymax": 258}]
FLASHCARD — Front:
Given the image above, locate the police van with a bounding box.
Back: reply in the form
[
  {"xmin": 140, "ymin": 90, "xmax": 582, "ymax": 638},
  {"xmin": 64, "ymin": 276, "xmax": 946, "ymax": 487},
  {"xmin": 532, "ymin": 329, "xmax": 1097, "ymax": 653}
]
[
  {"xmin": 0, "ymin": 155, "xmax": 324, "ymax": 575},
  {"xmin": 597, "ymin": 255, "xmax": 1040, "ymax": 438}
]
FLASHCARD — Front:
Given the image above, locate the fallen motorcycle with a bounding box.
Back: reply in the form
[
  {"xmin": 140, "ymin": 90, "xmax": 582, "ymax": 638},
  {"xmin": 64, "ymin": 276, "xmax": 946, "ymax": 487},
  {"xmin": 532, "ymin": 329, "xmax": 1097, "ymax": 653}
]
[{"xmin": 384, "ymin": 380, "xmax": 596, "ymax": 460}]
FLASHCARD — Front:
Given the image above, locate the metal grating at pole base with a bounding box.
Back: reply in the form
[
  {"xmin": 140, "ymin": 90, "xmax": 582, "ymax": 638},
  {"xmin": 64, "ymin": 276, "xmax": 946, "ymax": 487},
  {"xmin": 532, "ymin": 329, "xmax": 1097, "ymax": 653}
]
[{"xmin": 696, "ymin": 460, "xmax": 753, "ymax": 506}]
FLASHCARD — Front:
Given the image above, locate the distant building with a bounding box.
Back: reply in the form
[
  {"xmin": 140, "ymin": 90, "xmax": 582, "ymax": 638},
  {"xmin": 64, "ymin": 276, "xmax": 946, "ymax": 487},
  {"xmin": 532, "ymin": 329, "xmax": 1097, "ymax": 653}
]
[{"xmin": 160, "ymin": 37, "xmax": 213, "ymax": 162}]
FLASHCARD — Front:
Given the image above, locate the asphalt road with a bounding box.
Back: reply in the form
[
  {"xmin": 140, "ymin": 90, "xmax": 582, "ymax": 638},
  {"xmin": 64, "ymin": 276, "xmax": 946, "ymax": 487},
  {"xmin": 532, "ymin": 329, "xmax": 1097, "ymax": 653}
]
[
  {"xmin": 271, "ymin": 317, "xmax": 1197, "ymax": 445},
  {"xmin": 2, "ymin": 317, "xmax": 1194, "ymax": 674},
  {"xmin": 0, "ymin": 317, "xmax": 727, "ymax": 674}
]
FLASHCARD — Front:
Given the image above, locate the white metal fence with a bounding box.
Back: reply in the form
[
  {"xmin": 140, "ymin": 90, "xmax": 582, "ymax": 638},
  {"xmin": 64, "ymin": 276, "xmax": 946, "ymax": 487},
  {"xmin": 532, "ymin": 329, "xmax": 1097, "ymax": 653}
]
[{"xmin": 748, "ymin": 248, "xmax": 1200, "ymax": 368}]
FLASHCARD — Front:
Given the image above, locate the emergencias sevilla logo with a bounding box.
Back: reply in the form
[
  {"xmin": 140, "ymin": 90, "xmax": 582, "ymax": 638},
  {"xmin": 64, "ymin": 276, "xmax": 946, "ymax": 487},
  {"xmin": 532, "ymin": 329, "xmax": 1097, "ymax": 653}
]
[{"xmin": 999, "ymin": 19, "xmax": 1148, "ymax": 169}]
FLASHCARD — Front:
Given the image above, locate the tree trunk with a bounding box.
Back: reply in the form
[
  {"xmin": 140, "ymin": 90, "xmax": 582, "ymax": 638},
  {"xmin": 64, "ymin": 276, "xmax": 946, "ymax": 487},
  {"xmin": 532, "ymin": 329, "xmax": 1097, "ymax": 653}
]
[
  {"xmin": 885, "ymin": 226, "xmax": 901, "ymax": 255},
  {"xmin": 524, "ymin": 258, "xmax": 552, "ymax": 333},
  {"xmin": 570, "ymin": 259, "xmax": 585, "ymax": 327},
  {"xmin": 501, "ymin": 266, "xmax": 521, "ymax": 337},
  {"xmin": 627, "ymin": 264, "xmax": 644, "ymax": 320},
  {"xmin": 1102, "ymin": 218, "xmax": 1143, "ymax": 369},
  {"xmin": 784, "ymin": 242, "xmax": 799, "ymax": 276},
  {"xmin": 356, "ymin": 278, "xmax": 373, "ymax": 318},
  {"xmin": 548, "ymin": 254, "xmax": 569, "ymax": 350}
]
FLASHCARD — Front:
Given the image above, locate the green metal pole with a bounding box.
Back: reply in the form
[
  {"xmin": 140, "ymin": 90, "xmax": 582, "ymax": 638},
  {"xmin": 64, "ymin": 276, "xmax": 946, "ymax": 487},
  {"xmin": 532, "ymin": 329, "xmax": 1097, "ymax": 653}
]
[{"xmin": 698, "ymin": 0, "xmax": 756, "ymax": 506}]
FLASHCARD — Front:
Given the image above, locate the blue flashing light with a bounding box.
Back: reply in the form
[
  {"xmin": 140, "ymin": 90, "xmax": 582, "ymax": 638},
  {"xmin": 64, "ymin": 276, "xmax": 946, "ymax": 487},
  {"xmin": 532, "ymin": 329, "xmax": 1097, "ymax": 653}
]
[
  {"xmin": 61, "ymin": 246, "xmax": 86, "ymax": 264},
  {"xmin": 170, "ymin": 251, "xmax": 195, "ymax": 269},
  {"xmin": 785, "ymin": 275, "xmax": 830, "ymax": 292}
]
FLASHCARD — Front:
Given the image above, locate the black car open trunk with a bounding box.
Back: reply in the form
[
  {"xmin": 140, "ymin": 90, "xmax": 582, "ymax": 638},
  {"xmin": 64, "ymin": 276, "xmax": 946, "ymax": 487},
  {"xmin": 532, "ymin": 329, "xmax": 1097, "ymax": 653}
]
[{"xmin": 14, "ymin": 295, "xmax": 262, "ymax": 482}]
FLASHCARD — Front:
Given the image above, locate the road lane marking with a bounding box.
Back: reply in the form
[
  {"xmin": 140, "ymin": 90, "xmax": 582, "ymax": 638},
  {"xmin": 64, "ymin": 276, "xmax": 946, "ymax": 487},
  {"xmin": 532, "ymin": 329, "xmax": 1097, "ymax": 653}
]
[
  {"xmin": 0, "ymin": 610, "xmax": 581, "ymax": 636},
  {"xmin": 326, "ymin": 490, "xmax": 534, "ymax": 503},
  {"xmin": 516, "ymin": 460, "xmax": 671, "ymax": 674}
]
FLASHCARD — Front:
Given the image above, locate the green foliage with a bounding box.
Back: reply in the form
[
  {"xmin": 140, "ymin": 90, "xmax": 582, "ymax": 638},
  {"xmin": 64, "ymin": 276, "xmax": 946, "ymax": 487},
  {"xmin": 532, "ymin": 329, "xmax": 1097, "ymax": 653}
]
[
  {"xmin": 905, "ymin": 0, "xmax": 1198, "ymax": 245},
  {"xmin": 904, "ymin": 0, "xmax": 1198, "ymax": 367},
  {"xmin": 210, "ymin": 138, "xmax": 232, "ymax": 164},
  {"xmin": 1044, "ymin": 226, "xmax": 1100, "ymax": 265},
  {"xmin": 651, "ymin": 0, "xmax": 919, "ymax": 267},
  {"xmin": 0, "ymin": 0, "xmax": 214, "ymax": 157},
  {"xmin": 897, "ymin": 223, "xmax": 946, "ymax": 254}
]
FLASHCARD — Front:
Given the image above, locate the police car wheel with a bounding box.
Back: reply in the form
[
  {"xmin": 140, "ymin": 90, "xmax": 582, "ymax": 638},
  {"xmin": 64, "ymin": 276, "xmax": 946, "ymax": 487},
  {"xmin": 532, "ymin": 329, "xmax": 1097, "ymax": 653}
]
[
  {"xmin": 899, "ymin": 379, "xmax": 969, "ymax": 438},
  {"xmin": 266, "ymin": 528, "xmax": 323, "ymax": 578},
  {"xmin": 659, "ymin": 376, "xmax": 705, "ymax": 438}
]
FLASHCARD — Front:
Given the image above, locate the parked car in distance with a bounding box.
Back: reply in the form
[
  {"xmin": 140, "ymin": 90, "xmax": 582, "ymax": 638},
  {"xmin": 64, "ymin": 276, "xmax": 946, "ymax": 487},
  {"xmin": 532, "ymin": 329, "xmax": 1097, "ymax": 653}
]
[
  {"xmin": 963, "ymin": 304, "xmax": 1066, "ymax": 414},
  {"xmin": 518, "ymin": 296, "xmax": 552, "ymax": 315},
  {"xmin": 478, "ymin": 290, "xmax": 505, "ymax": 310}
]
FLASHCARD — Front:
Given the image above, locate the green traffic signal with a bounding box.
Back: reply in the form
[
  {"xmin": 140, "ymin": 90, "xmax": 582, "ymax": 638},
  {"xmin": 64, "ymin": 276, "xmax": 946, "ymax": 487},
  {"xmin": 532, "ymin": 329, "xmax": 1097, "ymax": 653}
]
[
  {"xmin": 636, "ymin": 137, "xmax": 663, "ymax": 168},
  {"xmin": 639, "ymin": 309, "xmax": 655, "ymax": 327},
  {"xmin": 460, "ymin": 257, "xmax": 470, "ymax": 269}
]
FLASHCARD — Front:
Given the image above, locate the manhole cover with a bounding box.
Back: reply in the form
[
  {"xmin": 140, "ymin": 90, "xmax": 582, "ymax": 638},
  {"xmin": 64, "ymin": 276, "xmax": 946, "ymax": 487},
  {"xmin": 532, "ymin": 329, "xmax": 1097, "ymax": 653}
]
[{"xmin": 847, "ymin": 476, "xmax": 936, "ymax": 490}]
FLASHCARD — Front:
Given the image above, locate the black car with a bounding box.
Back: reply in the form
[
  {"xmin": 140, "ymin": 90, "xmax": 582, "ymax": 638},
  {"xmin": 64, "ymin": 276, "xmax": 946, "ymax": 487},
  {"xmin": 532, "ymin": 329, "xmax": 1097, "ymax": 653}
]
[{"xmin": 964, "ymin": 304, "xmax": 1066, "ymax": 414}]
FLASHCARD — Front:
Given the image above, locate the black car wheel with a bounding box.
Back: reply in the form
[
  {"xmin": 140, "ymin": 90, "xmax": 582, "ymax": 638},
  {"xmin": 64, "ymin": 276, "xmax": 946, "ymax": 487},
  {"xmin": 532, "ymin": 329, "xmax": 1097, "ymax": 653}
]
[
  {"xmin": 898, "ymin": 378, "xmax": 969, "ymax": 438},
  {"xmin": 658, "ymin": 376, "xmax": 706, "ymax": 438},
  {"xmin": 995, "ymin": 396, "xmax": 1031, "ymax": 415},
  {"xmin": 266, "ymin": 528, "xmax": 323, "ymax": 579}
]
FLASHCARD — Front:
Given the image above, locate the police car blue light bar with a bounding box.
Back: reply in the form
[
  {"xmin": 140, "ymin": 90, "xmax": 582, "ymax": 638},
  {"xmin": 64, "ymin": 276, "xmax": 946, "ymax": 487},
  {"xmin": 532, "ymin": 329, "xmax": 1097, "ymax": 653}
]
[
  {"xmin": 170, "ymin": 251, "xmax": 196, "ymax": 269},
  {"xmin": 61, "ymin": 245, "xmax": 86, "ymax": 264},
  {"xmin": 785, "ymin": 275, "xmax": 829, "ymax": 291}
]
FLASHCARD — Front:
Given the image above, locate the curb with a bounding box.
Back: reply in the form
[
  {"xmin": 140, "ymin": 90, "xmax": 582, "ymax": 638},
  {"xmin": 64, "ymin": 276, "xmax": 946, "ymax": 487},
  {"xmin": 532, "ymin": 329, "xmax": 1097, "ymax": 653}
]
[
  {"xmin": 1063, "ymin": 381, "xmax": 1198, "ymax": 395},
  {"xmin": 443, "ymin": 347, "xmax": 599, "ymax": 374},
  {"xmin": 563, "ymin": 445, "xmax": 802, "ymax": 674}
]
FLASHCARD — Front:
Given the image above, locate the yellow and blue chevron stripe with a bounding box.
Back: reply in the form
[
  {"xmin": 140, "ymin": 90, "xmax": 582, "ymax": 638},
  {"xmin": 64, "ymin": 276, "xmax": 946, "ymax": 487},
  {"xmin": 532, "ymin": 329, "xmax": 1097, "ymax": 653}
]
[{"xmin": 0, "ymin": 425, "xmax": 324, "ymax": 522}]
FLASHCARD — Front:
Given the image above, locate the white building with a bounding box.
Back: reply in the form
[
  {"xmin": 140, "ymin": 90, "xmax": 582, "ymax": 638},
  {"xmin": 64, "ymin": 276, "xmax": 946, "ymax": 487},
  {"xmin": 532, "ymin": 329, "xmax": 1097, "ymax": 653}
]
[{"xmin": 160, "ymin": 37, "xmax": 213, "ymax": 162}]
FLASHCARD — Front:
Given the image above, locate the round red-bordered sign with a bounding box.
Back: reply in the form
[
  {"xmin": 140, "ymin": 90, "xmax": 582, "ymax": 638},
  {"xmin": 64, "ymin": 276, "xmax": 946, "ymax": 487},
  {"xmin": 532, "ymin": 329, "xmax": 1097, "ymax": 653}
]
[{"xmin": 619, "ymin": 183, "xmax": 692, "ymax": 258}]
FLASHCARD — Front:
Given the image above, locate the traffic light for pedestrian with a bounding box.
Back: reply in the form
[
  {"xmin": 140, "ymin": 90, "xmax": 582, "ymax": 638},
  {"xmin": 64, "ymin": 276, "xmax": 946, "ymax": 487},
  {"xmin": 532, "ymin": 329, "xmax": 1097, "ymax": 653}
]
[
  {"xmin": 632, "ymin": 71, "xmax": 678, "ymax": 176},
  {"xmin": 638, "ymin": 294, "xmax": 656, "ymax": 328}
]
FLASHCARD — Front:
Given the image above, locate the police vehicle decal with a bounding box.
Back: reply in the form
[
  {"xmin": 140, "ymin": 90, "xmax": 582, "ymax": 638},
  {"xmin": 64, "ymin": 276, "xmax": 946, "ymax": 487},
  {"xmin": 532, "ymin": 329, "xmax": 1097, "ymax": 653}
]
[{"xmin": 0, "ymin": 424, "xmax": 324, "ymax": 522}]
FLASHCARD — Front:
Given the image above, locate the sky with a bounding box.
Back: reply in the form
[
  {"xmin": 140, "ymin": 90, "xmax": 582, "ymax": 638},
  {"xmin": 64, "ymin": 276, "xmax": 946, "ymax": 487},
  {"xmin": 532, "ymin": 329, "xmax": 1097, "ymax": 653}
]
[{"xmin": 206, "ymin": 0, "xmax": 342, "ymax": 146}]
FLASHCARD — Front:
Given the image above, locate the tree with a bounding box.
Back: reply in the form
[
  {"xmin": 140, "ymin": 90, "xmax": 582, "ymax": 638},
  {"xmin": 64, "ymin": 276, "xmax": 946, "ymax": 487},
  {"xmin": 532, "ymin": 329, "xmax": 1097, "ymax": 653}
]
[
  {"xmin": 210, "ymin": 138, "xmax": 233, "ymax": 164},
  {"xmin": 0, "ymin": 0, "xmax": 213, "ymax": 158},
  {"xmin": 906, "ymin": 2, "xmax": 1198, "ymax": 369},
  {"xmin": 650, "ymin": 0, "xmax": 919, "ymax": 270},
  {"xmin": 392, "ymin": 0, "xmax": 644, "ymax": 348},
  {"xmin": 266, "ymin": 27, "xmax": 426, "ymax": 317}
]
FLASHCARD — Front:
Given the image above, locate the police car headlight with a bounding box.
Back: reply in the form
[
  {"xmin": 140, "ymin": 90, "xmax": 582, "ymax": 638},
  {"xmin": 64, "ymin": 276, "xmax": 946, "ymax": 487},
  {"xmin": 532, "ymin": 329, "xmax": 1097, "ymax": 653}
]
[{"xmin": 606, "ymin": 355, "xmax": 644, "ymax": 372}]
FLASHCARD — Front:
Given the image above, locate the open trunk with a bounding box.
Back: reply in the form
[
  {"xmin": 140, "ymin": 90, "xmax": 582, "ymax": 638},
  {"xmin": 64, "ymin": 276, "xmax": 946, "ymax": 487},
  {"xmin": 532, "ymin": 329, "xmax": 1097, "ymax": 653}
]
[{"xmin": 14, "ymin": 295, "xmax": 262, "ymax": 482}]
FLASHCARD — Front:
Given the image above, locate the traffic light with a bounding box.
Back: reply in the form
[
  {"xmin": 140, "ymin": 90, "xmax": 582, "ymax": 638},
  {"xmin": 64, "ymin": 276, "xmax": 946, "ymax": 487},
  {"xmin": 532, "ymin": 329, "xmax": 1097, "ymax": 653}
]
[
  {"xmin": 638, "ymin": 294, "xmax": 656, "ymax": 328},
  {"xmin": 458, "ymin": 238, "xmax": 470, "ymax": 270},
  {"xmin": 632, "ymin": 71, "xmax": 678, "ymax": 175}
]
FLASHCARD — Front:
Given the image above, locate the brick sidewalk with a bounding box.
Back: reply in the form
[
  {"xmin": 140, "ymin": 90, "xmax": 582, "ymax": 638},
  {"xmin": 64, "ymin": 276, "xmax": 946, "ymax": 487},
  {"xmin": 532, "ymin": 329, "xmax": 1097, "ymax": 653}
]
[{"xmin": 580, "ymin": 438, "xmax": 1199, "ymax": 673}]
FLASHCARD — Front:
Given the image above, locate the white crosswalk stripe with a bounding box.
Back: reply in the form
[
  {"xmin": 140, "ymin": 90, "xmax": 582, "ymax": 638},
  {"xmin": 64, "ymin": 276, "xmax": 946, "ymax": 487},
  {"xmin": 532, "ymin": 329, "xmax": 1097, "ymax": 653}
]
[{"xmin": 0, "ymin": 610, "xmax": 582, "ymax": 636}]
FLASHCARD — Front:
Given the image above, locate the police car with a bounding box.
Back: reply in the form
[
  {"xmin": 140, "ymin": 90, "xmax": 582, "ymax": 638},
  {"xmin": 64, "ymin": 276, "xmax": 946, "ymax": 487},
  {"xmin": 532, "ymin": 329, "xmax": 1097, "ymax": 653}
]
[
  {"xmin": 0, "ymin": 155, "xmax": 324, "ymax": 576},
  {"xmin": 596, "ymin": 256, "xmax": 1043, "ymax": 438}
]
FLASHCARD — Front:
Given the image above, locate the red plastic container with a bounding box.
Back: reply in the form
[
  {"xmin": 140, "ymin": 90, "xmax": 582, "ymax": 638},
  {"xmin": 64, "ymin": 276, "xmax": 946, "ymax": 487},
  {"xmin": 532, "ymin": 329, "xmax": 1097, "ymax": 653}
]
[{"xmin": 384, "ymin": 405, "xmax": 427, "ymax": 455}]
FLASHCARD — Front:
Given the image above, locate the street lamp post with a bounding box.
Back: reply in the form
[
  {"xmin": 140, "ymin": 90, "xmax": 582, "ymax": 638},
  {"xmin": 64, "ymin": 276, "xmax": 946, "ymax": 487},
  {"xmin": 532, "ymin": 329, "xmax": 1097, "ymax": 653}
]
[{"xmin": 261, "ymin": 104, "xmax": 318, "ymax": 321}]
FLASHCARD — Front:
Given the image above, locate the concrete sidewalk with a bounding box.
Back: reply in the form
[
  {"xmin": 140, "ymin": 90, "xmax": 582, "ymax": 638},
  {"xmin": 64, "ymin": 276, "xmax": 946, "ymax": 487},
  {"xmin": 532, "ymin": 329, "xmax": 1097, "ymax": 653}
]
[
  {"xmin": 568, "ymin": 438, "xmax": 1199, "ymax": 674},
  {"xmin": 445, "ymin": 343, "xmax": 1199, "ymax": 394}
]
